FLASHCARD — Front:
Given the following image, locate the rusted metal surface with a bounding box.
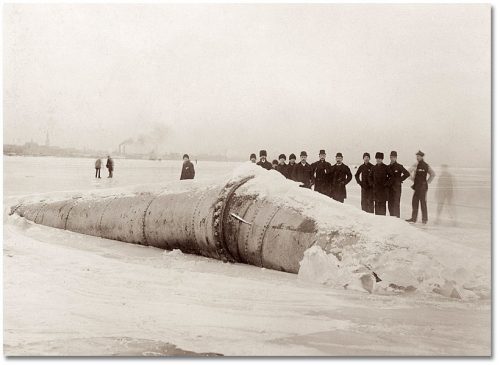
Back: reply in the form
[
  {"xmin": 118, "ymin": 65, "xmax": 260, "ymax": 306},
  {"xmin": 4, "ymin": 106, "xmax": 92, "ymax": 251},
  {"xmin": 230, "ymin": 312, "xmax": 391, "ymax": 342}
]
[{"xmin": 11, "ymin": 175, "xmax": 319, "ymax": 274}]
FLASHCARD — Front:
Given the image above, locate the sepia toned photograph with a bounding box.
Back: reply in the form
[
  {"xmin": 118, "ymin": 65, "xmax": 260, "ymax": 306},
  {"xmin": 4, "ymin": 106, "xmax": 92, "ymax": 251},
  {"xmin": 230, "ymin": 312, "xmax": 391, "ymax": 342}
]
[{"xmin": 3, "ymin": 2, "xmax": 492, "ymax": 357}]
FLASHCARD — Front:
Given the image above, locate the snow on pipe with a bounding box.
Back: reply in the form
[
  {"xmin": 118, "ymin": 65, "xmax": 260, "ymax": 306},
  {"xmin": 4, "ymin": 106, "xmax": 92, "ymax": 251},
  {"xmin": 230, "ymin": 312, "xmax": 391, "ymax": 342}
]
[{"xmin": 9, "ymin": 175, "xmax": 319, "ymax": 274}]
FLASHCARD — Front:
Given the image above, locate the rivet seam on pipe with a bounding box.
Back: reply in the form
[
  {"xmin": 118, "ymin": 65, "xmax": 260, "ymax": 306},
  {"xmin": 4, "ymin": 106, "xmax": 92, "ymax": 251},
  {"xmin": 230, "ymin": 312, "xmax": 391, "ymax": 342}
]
[
  {"xmin": 257, "ymin": 205, "xmax": 281, "ymax": 267},
  {"xmin": 64, "ymin": 199, "xmax": 81, "ymax": 230},
  {"xmin": 98, "ymin": 197, "xmax": 119, "ymax": 234},
  {"xmin": 213, "ymin": 175, "xmax": 255, "ymax": 263},
  {"xmin": 142, "ymin": 195, "xmax": 157, "ymax": 246}
]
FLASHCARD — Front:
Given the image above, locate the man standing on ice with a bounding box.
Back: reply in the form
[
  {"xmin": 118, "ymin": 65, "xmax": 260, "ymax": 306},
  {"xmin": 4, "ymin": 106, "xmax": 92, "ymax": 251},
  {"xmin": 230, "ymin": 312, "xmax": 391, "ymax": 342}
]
[
  {"xmin": 180, "ymin": 154, "xmax": 195, "ymax": 180},
  {"xmin": 293, "ymin": 151, "xmax": 313, "ymax": 188},
  {"xmin": 330, "ymin": 152, "xmax": 352, "ymax": 203},
  {"xmin": 369, "ymin": 152, "xmax": 391, "ymax": 215},
  {"xmin": 406, "ymin": 150, "xmax": 435, "ymax": 224},
  {"xmin": 387, "ymin": 151, "xmax": 410, "ymax": 218},
  {"xmin": 355, "ymin": 152, "xmax": 374, "ymax": 213},
  {"xmin": 105, "ymin": 155, "xmax": 114, "ymax": 178},
  {"xmin": 256, "ymin": 150, "xmax": 273, "ymax": 170},
  {"xmin": 311, "ymin": 149, "xmax": 332, "ymax": 196},
  {"xmin": 287, "ymin": 153, "xmax": 297, "ymax": 179},
  {"xmin": 249, "ymin": 153, "xmax": 257, "ymax": 163},
  {"xmin": 94, "ymin": 157, "xmax": 102, "ymax": 179},
  {"xmin": 275, "ymin": 154, "xmax": 288, "ymax": 177}
]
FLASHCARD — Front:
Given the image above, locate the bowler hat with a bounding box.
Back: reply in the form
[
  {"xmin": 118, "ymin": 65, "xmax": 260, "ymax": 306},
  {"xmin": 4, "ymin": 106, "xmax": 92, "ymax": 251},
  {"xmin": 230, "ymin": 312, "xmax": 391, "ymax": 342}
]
[
  {"xmin": 289, "ymin": 153, "xmax": 296, "ymax": 160},
  {"xmin": 272, "ymin": 159, "xmax": 278, "ymax": 165},
  {"xmin": 375, "ymin": 152, "xmax": 384, "ymax": 159},
  {"xmin": 363, "ymin": 152, "xmax": 370, "ymax": 159},
  {"xmin": 390, "ymin": 151, "xmax": 397, "ymax": 157},
  {"xmin": 300, "ymin": 151, "xmax": 307, "ymax": 157},
  {"xmin": 336, "ymin": 152, "xmax": 343, "ymax": 158},
  {"xmin": 416, "ymin": 150, "xmax": 425, "ymax": 157},
  {"xmin": 250, "ymin": 153, "xmax": 256, "ymax": 159},
  {"xmin": 278, "ymin": 154, "xmax": 286, "ymax": 160},
  {"xmin": 183, "ymin": 154, "xmax": 189, "ymax": 159},
  {"xmin": 259, "ymin": 150, "xmax": 267, "ymax": 157},
  {"xmin": 319, "ymin": 149, "xmax": 326, "ymax": 155}
]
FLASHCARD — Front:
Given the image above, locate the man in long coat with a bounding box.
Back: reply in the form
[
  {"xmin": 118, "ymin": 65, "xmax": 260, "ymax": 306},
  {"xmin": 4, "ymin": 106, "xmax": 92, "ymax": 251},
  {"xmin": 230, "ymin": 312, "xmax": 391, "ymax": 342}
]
[
  {"xmin": 310, "ymin": 149, "xmax": 332, "ymax": 197},
  {"xmin": 330, "ymin": 152, "xmax": 352, "ymax": 203},
  {"xmin": 369, "ymin": 152, "xmax": 391, "ymax": 215},
  {"xmin": 387, "ymin": 150, "xmax": 410, "ymax": 218},
  {"xmin": 355, "ymin": 152, "xmax": 374, "ymax": 213}
]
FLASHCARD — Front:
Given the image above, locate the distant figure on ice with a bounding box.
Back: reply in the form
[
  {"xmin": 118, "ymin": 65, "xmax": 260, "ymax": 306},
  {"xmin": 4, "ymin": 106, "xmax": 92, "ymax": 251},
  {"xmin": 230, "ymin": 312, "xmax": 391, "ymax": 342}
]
[
  {"xmin": 435, "ymin": 164, "xmax": 456, "ymax": 224},
  {"xmin": 330, "ymin": 152, "xmax": 352, "ymax": 203},
  {"xmin": 249, "ymin": 153, "xmax": 257, "ymax": 163},
  {"xmin": 287, "ymin": 153, "xmax": 297, "ymax": 180},
  {"xmin": 256, "ymin": 150, "xmax": 272, "ymax": 170},
  {"xmin": 387, "ymin": 151, "xmax": 410, "ymax": 218},
  {"xmin": 94, "ymin": 158, "xmax": 102, "ymax": 179},
  {"xmin": 311, "ymin": 149, "xmax": 332, "ymax": 197},
  {"xmin": 406, "ymin": 150, "xmax": 436, "ymax": 224},
  {"xmin": 275, "ymin": 154, "xmax": 288, "ymax": 177},
  {"xmin": 293, "ymin": 151, "xmax": 313, "ymax": 188},
  {"xmin": 180, "ymin": 154, "xmax": 195, "ymax": 180},
  {"xmin": 355, "ymin": 152, "xmax": 374, "ymax": 213},
  {"xmin": 105, "ymin": 156, "xmax": 114, "ymax": 178},
  {"xmin": 369, "ymin": 152, "xmax": 391, "ymax": 216},
  {"xmin": 271, "ymin": 159, "xmax": 279, "ymax": 170}
]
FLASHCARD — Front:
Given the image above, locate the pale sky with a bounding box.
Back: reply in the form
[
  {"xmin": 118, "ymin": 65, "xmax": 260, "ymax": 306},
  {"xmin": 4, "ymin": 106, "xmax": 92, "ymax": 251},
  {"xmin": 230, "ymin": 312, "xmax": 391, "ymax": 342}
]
[{"xmin": 3, "ymin": 4, "xmax": 491, "ymax": 166}]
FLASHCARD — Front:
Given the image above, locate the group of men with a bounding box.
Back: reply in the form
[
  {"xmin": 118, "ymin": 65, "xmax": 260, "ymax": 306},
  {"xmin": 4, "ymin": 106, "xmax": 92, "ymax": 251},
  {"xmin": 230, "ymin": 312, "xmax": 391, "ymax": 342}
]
[
  {"xmin": 250, "ymin": 149, "xmax": 435, "ymax": 224},
  {"xmin": 94, "ymin": 156, "xmax": 114, "ymax": 178}
]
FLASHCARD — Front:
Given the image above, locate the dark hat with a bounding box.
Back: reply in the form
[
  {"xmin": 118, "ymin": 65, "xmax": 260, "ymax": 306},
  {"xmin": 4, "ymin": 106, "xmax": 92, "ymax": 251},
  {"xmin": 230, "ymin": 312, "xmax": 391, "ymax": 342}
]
[
  {"xmin": 259, "ymin": 150, "xmax": 267, "ymax": 157},
  {"xmin": 272, "ymin": 159, "xmax": 279, "ymax": 165},
  {"xmin": 375, "ymin": 152, "xmax": 384, "ymax": 159},
  {"xmin": 319, "ymin": 149, "xmax": 326, "ymax": 155},
  {"xmin": 363, "ymin": 152, "xmax": 370, "ymax": 158},
  {"xmin": 183, "ymin": 154, "xmax": 189, "ymax": 159},
  {"xmin": 300, "ymin": 151, "xmax": 308, "ymax": 157},
  {"xmin": 289, "ymin": 153, "xmax": 296, "ymax": 160},
  {"xmin": 390, "ymin": 151, "xmax": 397, "ymax": 157},
  {"xmin": 416, "ymin": 150, "xmax": 425, "ymax": 157},
  {"xmin": 250, "ymin": 153, "xmax": 256, "ymax": 159},
  {"xmin": 278, "ymin": 154, "xmax": 286, "ymax": 160},
  {"xmin": 336, "ymin": 152, "xmax": 343, "ymax": 158}
]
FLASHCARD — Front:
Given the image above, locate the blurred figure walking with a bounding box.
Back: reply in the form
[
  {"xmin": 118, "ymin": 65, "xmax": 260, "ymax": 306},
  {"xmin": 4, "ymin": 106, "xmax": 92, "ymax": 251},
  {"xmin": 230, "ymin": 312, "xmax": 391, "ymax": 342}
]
[
  {"xmin": 180, "ymin": 154, "xmax": 195, "ymax": 180},
  {"xmin": 387, "ymin": 151, "xmax": 410, "ymax": 218},
  {"xmin": 406, "ymin": 151, "xmax": 436, "ymax": 224},
  {"xmin": 94, "ymin": 158, "xmax": 102, "ymax": 179},
  {"xmin": 355, "ymin": 152, "xmax": 374, "ymax": 213},
  {"xmin": 105, "ymin": 156, "xmax": 114, "ymax": 178},
  {"xmin": 435, "ymin": 164, "xmax": 456, "ymax": 225},
  {"xmin": 369, "ymin": 152, "xmax": 391, "ymax": 215}
]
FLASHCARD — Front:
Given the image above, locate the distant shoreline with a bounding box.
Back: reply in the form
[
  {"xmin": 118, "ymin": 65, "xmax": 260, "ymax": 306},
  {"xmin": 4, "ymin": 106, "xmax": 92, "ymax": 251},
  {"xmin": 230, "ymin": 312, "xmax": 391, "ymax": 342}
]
[
  {"xmin": 2, "ymin": 154, "xmax": 490, "ymax": 169},
  {"xmin": 3, "ymin": 154, "xmax": 244, "ymax": 164}
]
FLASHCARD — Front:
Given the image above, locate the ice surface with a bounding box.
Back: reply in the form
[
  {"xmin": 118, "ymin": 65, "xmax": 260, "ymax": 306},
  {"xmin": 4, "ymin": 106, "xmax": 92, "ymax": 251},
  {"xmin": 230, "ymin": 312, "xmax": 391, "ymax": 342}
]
[{"xmin": 3, "ymin": 157, "xmax": 491, "ymax": 355}]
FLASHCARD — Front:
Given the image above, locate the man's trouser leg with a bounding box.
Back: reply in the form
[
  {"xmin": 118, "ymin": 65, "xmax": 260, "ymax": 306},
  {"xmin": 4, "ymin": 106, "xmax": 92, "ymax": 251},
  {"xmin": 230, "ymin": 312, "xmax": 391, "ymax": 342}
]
[
  {"xmin": 390, "ymin": 186, "xmax": 402, "ymax": 218},
  {"xmin": 95, "ymin": 168, "xmax": 98, "ymax": 178},
  {"xmin": 411, "ymin": 191, "xmax": 419, "ymax": 221},
  {"xmin": 388, "ymin": 189, "xmax": 395, "ymax": 216},
  {"xmin": 419, "ymin": 188, "xmax": 428, "ymax": 222},
  {"xmin": 361, "ymin": 188, "xmax": 373, "ymax": 213},
  {"xmin": 375, "ymin": 201, "xmax": 386, "ymax": 215}
]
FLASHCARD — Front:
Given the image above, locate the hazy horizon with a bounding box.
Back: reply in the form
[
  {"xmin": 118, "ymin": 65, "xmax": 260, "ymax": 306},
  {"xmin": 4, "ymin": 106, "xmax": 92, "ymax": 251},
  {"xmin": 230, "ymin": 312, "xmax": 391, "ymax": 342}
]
[{"xmin": 3, "ymin": 4, "xmax": 491, "ymax": 167}]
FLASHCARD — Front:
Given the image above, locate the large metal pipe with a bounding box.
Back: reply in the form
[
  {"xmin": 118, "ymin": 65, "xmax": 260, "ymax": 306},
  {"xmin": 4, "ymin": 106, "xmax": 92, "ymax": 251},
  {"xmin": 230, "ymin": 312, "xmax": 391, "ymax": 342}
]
[{"xmin": 10, "ymin": 175, "xmax": 320, "ymax": 273}]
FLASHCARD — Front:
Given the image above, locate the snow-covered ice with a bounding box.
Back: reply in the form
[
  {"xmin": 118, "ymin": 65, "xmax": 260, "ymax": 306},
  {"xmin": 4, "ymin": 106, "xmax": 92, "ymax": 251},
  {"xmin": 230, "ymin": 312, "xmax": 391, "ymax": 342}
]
[{"xmin": 3, "ymin": 156, "xmax": 491, "ymax": 356}]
